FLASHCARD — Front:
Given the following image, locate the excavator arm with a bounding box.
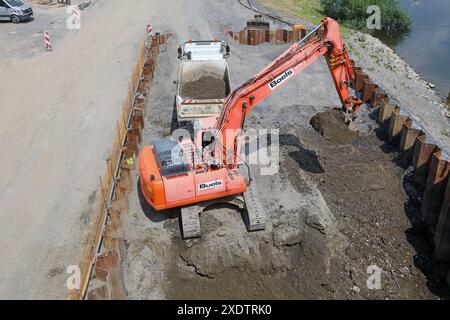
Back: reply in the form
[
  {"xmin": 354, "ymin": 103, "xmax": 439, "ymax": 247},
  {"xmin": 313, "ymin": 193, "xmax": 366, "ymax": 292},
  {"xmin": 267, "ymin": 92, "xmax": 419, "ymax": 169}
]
[{"xmin": 213, "ymin": 18, "xmax": 361, "ymax": 167}]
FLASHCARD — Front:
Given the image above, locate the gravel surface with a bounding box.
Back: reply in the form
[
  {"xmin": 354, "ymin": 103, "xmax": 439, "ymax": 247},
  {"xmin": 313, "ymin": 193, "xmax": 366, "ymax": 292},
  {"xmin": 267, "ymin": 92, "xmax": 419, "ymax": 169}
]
[{"xmin": 181, "ymin": 76, "xmax": 227, "ymax": 99}]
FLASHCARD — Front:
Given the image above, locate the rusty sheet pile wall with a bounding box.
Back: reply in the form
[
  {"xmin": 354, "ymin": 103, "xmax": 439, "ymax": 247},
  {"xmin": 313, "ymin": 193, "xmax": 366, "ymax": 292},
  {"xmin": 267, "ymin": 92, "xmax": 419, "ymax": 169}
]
[
  {"xmin": 351, "ymin": 61, "xmax": 450, "ymax": 264},
  {"xmin": 227, "ymin": 27, "xmax": 306, "ymax": 45},
  {"xmin": 69, "ymin": 33, "xmax": 171, "ymax": 300}
]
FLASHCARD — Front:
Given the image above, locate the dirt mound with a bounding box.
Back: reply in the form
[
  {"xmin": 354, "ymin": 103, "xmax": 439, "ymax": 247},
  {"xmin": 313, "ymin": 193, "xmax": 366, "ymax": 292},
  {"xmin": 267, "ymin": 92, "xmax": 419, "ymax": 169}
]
[
  {"xmin": 182, "ymin": 76, "xmax": 227, "ymax": 99},
  {"xmin": 310, "ymin": 109, "xmax": 359, "ymax": 144}
]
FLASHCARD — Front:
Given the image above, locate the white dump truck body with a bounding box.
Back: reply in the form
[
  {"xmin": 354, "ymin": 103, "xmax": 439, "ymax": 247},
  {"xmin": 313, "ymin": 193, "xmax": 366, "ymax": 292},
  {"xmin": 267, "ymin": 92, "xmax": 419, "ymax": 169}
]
[{"xmin": 176, "ymin": 41, "xmax": 231, "ymax": 124}]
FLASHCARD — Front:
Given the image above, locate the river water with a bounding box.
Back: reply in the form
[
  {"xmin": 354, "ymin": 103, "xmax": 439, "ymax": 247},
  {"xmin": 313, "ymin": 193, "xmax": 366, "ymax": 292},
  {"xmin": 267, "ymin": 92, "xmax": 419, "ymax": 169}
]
[{"xmin": 381, "ymin": 0, "xmax": 450, "ymax": 99}]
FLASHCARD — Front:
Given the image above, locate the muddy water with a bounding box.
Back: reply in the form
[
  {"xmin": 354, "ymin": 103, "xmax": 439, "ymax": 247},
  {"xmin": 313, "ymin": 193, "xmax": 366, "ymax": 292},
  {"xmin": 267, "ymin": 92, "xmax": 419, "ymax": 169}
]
[{"xmin": 380, "ymin": 0, "xmax": 450, "ymax": 98}]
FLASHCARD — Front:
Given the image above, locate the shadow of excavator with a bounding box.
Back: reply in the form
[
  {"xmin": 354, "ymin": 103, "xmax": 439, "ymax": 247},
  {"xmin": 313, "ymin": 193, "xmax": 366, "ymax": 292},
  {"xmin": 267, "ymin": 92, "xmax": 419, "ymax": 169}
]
[{"xmin": 279, "ymin": 133, "xmax": 324, "ymax": 174}]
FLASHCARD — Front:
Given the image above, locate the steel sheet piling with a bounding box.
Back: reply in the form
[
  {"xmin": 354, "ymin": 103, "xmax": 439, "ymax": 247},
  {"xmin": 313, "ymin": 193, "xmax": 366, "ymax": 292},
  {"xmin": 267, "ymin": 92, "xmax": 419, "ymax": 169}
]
[
  {"xmin": 435, "ymin": 177, "xmax": 450, "ymax": 260},
  {"xmin": 422, "ymin": 152, "xmax": 450, "ymax": 233},
  {"xmin": 412, "ymin": 135, "xmax": 438, "ymax": 187}
]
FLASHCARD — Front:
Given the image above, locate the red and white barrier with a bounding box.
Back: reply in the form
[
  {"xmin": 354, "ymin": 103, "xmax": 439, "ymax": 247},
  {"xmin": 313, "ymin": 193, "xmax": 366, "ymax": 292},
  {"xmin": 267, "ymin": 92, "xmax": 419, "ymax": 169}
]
[
  {"xmin": 44, "ymin": 31, "xmax": 52, "ymax": 51},
  {"xmin": 147, "ymin": 24, "xmax": 153, "ymax": 39}
]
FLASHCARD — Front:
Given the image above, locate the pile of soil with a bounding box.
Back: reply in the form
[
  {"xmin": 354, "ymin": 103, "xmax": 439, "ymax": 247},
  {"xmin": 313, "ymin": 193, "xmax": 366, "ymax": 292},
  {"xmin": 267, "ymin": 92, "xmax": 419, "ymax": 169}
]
[
  {"xmin": 182, "ymin": 76, "xmax": 227, "ymax": 99},
  {"xmin": 310, "ymin": 109, "xmax": 359, "ymax": 144}
]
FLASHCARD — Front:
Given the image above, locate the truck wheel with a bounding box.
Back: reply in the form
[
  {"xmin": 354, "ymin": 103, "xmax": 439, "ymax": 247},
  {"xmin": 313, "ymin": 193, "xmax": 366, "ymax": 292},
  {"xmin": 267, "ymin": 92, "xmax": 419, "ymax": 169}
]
[{"xmin": 10, "ymin": 15, "xmax": 20, "ymax": 24}]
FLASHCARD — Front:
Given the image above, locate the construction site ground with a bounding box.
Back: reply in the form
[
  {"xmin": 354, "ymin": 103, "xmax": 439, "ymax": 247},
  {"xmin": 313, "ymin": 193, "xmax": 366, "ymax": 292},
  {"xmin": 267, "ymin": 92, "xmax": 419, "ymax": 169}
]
[
  {"xmin": 1, "ymin": 0, "xmax": 449, "ymax": 300},
  {"xmin": 122, "ymin": 1, "xmax": 450, "ymax": 299}
]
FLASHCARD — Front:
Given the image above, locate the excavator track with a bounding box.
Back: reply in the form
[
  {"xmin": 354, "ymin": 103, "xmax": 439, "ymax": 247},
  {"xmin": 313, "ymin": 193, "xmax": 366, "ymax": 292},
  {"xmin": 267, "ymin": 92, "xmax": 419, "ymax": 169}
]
[{"xmin": 179, "ymin": 188, "xmax": 266, "ymax": 239}]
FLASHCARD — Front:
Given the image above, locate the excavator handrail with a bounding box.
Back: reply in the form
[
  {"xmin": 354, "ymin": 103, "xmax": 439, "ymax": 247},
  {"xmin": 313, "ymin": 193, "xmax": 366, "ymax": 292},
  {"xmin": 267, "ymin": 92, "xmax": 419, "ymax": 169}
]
[{"xmin": 297, "ymin": 22, "xmax": 324, "ymax": 47}]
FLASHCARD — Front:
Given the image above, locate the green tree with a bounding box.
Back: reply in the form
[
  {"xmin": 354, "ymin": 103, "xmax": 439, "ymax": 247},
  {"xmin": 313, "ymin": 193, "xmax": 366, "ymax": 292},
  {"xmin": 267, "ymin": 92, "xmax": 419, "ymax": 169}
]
[{"xmin": 321, "ymin": 0, "xmax": 411, "ymax": 34}]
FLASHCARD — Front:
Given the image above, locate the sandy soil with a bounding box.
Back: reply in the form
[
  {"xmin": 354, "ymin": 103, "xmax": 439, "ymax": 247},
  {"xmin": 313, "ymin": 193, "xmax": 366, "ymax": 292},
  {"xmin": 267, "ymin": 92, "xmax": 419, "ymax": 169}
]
[{"xmin": 121, "ymin": 0, "xmax": 449, "ymax": 299}]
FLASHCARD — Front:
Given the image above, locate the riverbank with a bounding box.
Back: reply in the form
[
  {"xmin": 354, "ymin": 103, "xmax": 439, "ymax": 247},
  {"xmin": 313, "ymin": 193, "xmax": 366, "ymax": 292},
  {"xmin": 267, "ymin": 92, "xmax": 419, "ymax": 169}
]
[
  {"xmin": 346, "ymin": 31, "xmax": 450, "ymax": 153},
  {"xmin": 255, "ymin": 0, "xmax": 450, "ymax": 155}
]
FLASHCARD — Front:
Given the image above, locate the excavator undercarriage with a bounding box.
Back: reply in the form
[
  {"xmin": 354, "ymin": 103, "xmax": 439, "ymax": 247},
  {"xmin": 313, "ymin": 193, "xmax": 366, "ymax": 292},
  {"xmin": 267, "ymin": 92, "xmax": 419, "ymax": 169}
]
[{"xmin": 181, "ymin": 182, "xmax": 266, "ymax": 239}]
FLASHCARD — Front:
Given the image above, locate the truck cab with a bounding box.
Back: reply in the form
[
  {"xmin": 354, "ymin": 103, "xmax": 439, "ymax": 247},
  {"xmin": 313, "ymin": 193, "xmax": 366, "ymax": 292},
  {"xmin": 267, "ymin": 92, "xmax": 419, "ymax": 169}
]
[
  {"xmin": 176, "ymin": 40, "xmax": 231, "ymax": 126},
  {"xmin": 0, "ymin": 0, "xmax": 33, "ymax": 23}
]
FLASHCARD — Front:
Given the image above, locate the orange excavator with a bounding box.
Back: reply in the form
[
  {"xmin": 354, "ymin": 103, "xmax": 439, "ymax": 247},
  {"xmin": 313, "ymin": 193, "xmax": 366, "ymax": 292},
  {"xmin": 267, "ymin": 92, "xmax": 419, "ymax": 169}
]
[{"xmin": 139, "ymin": 18, "xmax": 362, "ymax": 238}]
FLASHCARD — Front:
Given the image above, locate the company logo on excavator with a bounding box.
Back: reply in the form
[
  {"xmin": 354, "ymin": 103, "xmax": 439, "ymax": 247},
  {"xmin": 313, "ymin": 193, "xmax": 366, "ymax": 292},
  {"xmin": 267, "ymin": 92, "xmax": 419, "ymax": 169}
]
[
  {"xmin": 199, "ymin": 179, "xmax": 224, "ymax": 191},
  {"xmin": 269, "ymin": 69, "xmax": 294, "ymax": 90}
]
